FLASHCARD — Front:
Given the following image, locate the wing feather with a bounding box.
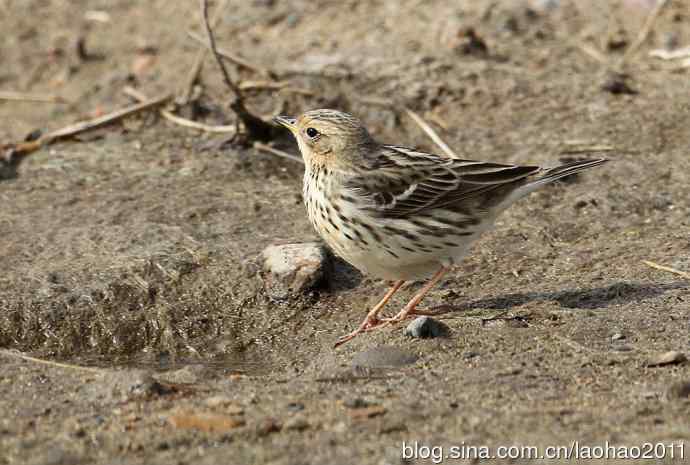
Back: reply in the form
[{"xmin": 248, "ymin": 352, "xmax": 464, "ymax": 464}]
[{"xmin": 345, "ymin": 145, "xmax": 541, "ymax": 218}]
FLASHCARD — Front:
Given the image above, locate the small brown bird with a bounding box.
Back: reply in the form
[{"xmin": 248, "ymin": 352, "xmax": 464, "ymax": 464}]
[{"xmin": 275, "ymin": 109, "xmax": 606, "ymax": 347}]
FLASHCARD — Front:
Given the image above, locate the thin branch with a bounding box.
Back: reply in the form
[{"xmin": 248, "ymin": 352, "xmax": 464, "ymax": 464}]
[
  {"xmin": 650, "ymin": 45, "xmax": 690, "ymax": 60},
  {"xmin": 0, "ymin": 91, "xmax": 67, "ymax": 103},
  {"xmin": 198, "ymin": 0, "xmax": 275, "ymax": 142},
  {"xmin": 4, "ymin": 93, "xmax": 171, "ymax": 158},
  {"xmin": 404, "ymin": 108, "xmax": 459, "ymax": 159},
  {"xmin": 238, "ymin": 80, "xmax": 313, "ymax": 95},
  {"xmin": 618, "ymin": 0, "xmax": 669, "ymax": 68},
  {"xmin": 200, "ymin": 0, "xmax": 240, "ymax": 97},
  {"xmin": 187, "ymin": 31, "xmax": 273, "ymax": 78},
  {"xmin": 123, "ymin": 86, "xmax": 236, "ymax": 134},
  {"xmin": 162, "ymin": 111, "xmax": 236, "ymax": 133},
  {"xmin": 0, "ymin": 349, "xmax": 104, "ymax": 373},
  {"xmin": 573, "ymin": 42, "xmax": 609, "ymax": 66},
  {"xmin": 177, "ymin": 0, "xmax": 230, "ymax": 104},
  {"xmin": 49, "ymin": 94, "xmax": 170, "ymax": 139},
  {"xmin": 642, "ymin": 260, "xmax": 690, "ymax": 280},
  {"xmin": 253, "ymin": 141, "xmax": 304, "ymax": 164}
]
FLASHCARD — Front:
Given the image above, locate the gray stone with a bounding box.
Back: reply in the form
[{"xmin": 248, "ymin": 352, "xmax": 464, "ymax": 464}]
[
  {"xmin": 404, "ymin": 316, "xmax": 449, "ymax": 338},
  {"xmin": 286, "ymin": 402, "xmax": 304, "ymax": 412},
  {"xmin": 262, "ymin": 242, "xmax": 330, "ymax": 296}
]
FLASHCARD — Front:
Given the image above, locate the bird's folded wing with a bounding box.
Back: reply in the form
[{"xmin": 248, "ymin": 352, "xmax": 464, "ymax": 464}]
[{"xmin": 346, "ymin": 145, "xmax": 540, "ymax": 218}]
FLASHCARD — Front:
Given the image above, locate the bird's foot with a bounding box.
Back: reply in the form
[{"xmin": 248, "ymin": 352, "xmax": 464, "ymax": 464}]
[
  {"xmin": 333, "ymin": 315, "xmax": 387, "ymax": 348},
  {"xmin": 380, "ymin": 306, "xmax": 451, "ymax": 325}
]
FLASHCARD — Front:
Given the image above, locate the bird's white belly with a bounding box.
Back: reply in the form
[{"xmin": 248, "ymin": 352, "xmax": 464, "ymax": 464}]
[
  {"xmin": 318, "ymin": 212, "xmax": 483, "ymax": 281},
  {"xmin": 303, "ymin": 171, "xmax": 491, "ymax": 281}
]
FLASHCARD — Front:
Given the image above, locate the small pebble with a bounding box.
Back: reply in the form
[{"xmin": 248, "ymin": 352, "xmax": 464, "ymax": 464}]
[
  {"xmin": 286, "ymin": 402, "xmax": 304, "ymax": 412},
  {"xmin": 283, "ymin": 416, "xmax": 309, "ymax": 431},
  {"xmin": 130, "ymin": 377, "xmax": 176, "ymax": 398},
  {"xmin": 529, "ymin": 0, "xmax": 560, "ymax": 11},
  {"xmin": 404, "ymin": 316, "xmax": 448, "ymax": 339}
]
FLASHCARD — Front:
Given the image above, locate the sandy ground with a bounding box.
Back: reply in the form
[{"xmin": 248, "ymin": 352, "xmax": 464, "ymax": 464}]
[{"xmin": 1, "ymin": 0, "xmax": 689, "ymax": 464}]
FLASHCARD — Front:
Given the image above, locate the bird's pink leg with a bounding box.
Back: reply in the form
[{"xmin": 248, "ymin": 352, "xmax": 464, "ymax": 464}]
[
  {"xmin": 333, "ymin": 280, "xmax": 405, "ymax": 348},
  {"xmin": 383, "ymin": 267, "xmax": 450, "ymax": 324}
]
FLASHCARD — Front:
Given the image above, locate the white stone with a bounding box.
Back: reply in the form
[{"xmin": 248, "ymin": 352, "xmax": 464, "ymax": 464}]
[{"xmin": 262, "ymin": 242, "xmax": 330, "ymax": 295}]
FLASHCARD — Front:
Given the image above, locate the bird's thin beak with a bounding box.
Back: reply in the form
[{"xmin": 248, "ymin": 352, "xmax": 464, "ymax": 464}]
[{"xmin": 274, "ymin": 115, "xmax": 297, "ymax": 131}]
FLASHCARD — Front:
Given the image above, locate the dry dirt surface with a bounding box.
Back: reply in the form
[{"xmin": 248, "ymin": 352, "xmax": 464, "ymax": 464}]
[{"xmin": 1, "ymin": 1, "xmax": 690, "ymax": 464}]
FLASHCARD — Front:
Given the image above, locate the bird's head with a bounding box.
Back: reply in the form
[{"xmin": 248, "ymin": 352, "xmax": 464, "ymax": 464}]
[{"xmin": 274, "ymin": 109, "xmax": 377, "ymax": 172}]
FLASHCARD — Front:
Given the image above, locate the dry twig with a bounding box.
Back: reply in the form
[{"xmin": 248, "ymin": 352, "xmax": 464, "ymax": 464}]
[
  {"xmin": 125, "ymin": 88, "xmax": 299, "ymax": 167},
  {"xmin": 187, "ymin": 31, "xmax": 273, "ymax": 78},
  {"xmin": 200, "ymin": 0, "xmax": 240, "ymax": 98},
  {"xmin": 650, "ymin": 45, "xmax": 690, "ymax": 60},
  {"xmin": 238, "ymin": 80, "xmax": 313, "ymax": 96},
  {"xmin": 253, "ymin": 141, "xmax": 303, "ymax": 164},
  {"xmin": 123, "ymin": 86, "xmax": 236, "ymax": 134},
  {"xmin": 642, "ymin": 260, "xmax": 690, "ymax": 280},
  {"xmin": 0, "ymin": 91, "xmax": 67, "ymax": 103},
  {"xmin": 178, "ymin": 0, "xmax": 230, "ymax": 104},
  {"xmin": 617, "ymin": 0, "xmax": 669, "ymax": 68},
  {"xmin": 199, "ymin": 0, "xmax": 274, "ymax": 142},
  {"xmin": 574, "ymin": 42, "xmax": 609, "ymax": 66},
  {"xmin": 0, "ymin": 349, "xmax": 104, "ymax": 373},
  {"xmin": 649, "ymin": 45, "xmax": 690, "ymax": 70},
  {"xmin": 2, "ymin": 93, "xmax": 170, "ymax": 161},
  {"xmin": 404, "ymin": 108, "xmax": 459, "ymax": 159},
  {"xmin": 560, "ymin": 143, "xmax": 615, "ymax": 154}
]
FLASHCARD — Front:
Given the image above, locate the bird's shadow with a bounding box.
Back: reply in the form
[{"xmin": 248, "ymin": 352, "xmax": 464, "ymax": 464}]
[
  {"xmin": 441, "ymin": 281, "xmax": 687, "ymax": 312},
  {"xmin": 326, "ymin": 256, "xmax": 687, "ymax": 311},
  {"xmin": 327, "ymin": 256, "xmax": 364, "ymax": 292}
]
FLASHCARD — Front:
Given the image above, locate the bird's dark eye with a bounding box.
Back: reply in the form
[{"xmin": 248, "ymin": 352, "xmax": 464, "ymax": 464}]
[{"xmin": 306, "ymin": 127, "xmax": 319, "ymax": 138}]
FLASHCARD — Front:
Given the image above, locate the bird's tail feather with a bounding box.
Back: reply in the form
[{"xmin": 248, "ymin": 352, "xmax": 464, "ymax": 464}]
[
  {"xmin": 528, "ymin": 158, "xmax": 608, "ymax": 190},
  {"xmin": 498, "ymin": 158, "xmax": 608, "ymax": 210}
]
